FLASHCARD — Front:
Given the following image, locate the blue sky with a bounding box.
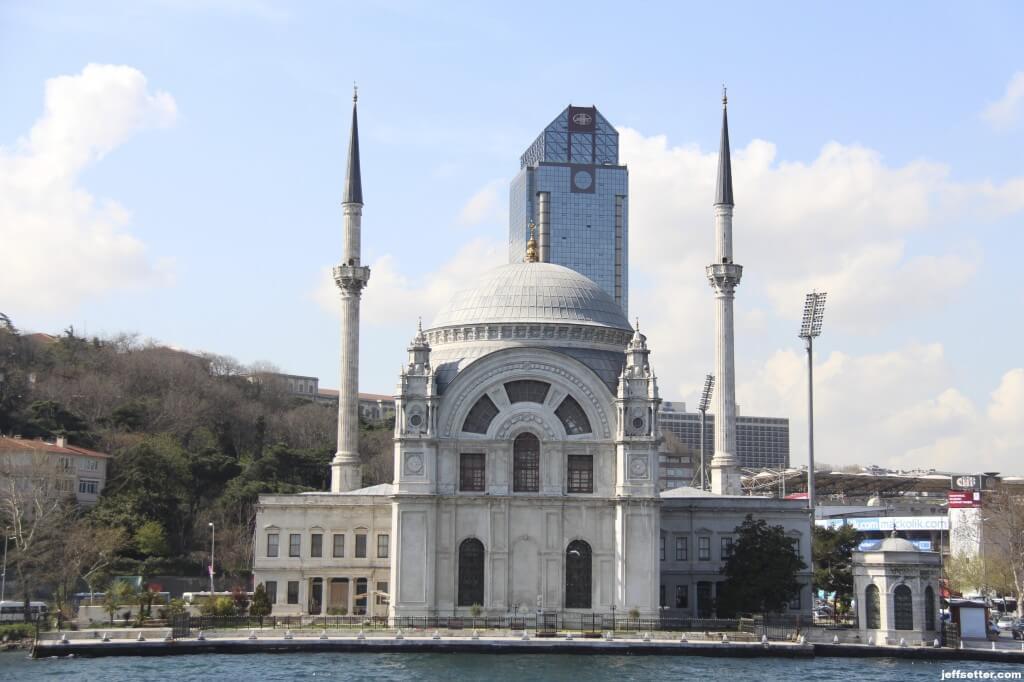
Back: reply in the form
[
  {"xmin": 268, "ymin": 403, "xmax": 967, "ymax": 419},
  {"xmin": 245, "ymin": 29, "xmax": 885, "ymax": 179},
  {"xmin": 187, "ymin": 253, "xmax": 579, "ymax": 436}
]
[{"xmin": 2, "ymin": 1, "xmax": 1022, "ymax": 473}]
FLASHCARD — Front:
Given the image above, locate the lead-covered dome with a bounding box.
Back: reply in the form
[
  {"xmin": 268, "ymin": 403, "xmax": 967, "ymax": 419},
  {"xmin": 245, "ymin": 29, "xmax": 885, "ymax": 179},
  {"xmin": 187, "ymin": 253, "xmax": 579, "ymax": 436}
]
[{"xmin": 430, "ymin": 262, "xmax": 631, "ymax": 330}]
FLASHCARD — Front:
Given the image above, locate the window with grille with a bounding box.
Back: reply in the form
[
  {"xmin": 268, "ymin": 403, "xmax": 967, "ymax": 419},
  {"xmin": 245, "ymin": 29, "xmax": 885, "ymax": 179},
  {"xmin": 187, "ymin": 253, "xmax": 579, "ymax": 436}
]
[
  {"xmin": 565, "ymin": 540, "xmax": 592, "ymax": 608},
  {"xmin": 698, "ymin": 537, "xmax": 710, "ymax": 561},
  {"xmin": 354, "ymin": 578, "xmax": 368, "ymax": 615},
  {"xmin": 355, "ymin": 533, "xmax": 367, "ymax": 558},
  {"xmin": 555, "ymin": 396, "xmax": 591, "ymax": 435},
  {"xmin": 288, "ymin": 533, "xmax": 301, "ymax": 557},
  {"xmin": 865, "ymin": 584, "xmax": 881, "ymax": 629},
  {"xmin": 332, "ymin": 533, "xmax": 344, "ymax": 558},
  {"xmin": 460, "ymin": 453, "xmax": 485, "ymax": 491},
  {"xmin": 894, "ymin": 585, "xmax": 914, "ymax": 630},
  {"xmin": 675, "ymin": 537, "xmax": 688, "ymax": 561},
  {"xmin": 458, "ymin": 538, "xmax": 485, "ymax": 607},
  {"xmin": 567, "ymin": 455, "xmax": 593, "ymax": 493},
  {"xmin": 267, "ymin": 533, "xmax": 279, "ymax": 557},
  {"xmin": 504, "ymin": 380, "xmax": 550, "ymax": 404},
  {"xmin": 462, "ymin": 394, "xmax": 499, "ymax": 434},
  {"xmin": 513, "ymin": 433, "xmax": 540, "ymax": 492},
  {"xmin": 377, "ymin": 534, "xmax": 389, "ymax": 558}
]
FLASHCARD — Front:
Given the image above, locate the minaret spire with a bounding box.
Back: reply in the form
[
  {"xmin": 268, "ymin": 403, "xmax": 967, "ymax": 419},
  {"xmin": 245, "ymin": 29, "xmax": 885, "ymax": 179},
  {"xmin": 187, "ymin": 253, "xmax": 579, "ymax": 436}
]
[
  {"xmin": 343, "ymin": 85, "xmax": 363, "ymax": 205},
  {"xmin": 715, "ymin": 85, "xmax": 734, "ymax": 207},
  {"xmin": 331, "ymin": 85, "xmax": 371, "ymax": 493},
  {"xmin": 707, "ymin": 89, "xmax": 743, "ymax": 496}
]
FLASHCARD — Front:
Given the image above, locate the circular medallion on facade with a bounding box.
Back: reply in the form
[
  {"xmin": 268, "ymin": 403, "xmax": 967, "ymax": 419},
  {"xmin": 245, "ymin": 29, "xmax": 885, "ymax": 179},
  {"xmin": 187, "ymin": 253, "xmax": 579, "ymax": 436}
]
[
  {"xmin": 573, "ymin": 170, "xmax": 593, "ymax": 190},
  {"xmin": 404, "ymin": 453, "xmax": 424, "ymax": 475},
  {"xmin": 632, "ymin": 416, "xmax": 645, "ymax": 430},
  {"xmin": 409, "ymin": 414, "xmax": 422, "ymax": 427},
  {"xmin": 628, "ymin": 456, "xmax": 648, "ymax": 478}
]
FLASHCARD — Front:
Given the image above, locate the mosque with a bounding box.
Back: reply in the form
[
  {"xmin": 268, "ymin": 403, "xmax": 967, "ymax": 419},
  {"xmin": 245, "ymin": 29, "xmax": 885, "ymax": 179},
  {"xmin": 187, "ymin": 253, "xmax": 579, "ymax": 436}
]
[{"xmin": 252, "ymin": 93, "xmax": 813, "ymax": 620}]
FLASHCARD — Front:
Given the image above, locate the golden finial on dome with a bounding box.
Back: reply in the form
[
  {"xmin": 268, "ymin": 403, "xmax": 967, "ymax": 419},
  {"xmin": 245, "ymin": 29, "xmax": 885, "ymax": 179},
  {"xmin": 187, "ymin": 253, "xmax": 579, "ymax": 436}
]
[{"xmin": 525, "ymin": 221, "xmax": 539, "ymax": 263}]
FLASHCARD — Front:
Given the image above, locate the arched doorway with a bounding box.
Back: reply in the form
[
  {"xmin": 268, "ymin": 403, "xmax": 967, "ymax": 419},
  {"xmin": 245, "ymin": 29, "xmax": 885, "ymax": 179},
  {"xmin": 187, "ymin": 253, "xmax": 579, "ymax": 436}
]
[
  {"xmin": 893, "ymin": 584, "xmax": 913, "ymax": 630},
  {"xmin": 458, "ymin": 538, "xmax": 485, "ymax": 607},
  {"xmin": 565, "ymin": 540, "xmax": 592, "ymax": 608}
]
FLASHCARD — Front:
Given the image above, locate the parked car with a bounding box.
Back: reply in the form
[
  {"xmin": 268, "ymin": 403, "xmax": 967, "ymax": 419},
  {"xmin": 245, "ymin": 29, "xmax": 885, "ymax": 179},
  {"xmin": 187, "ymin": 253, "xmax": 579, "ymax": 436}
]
[
  {"xmin": 997, "ymin": 615, "xmax": 1016, "ymax": 631},
  {"xmin": 1011, "ymin": 618, "xmax": 1024, "ymax": 640}
]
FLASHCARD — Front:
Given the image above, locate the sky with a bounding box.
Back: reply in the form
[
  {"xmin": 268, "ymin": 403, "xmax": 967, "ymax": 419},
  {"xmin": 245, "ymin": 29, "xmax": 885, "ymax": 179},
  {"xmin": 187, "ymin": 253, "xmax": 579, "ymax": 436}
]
[{"xmin": 2, "ymin": 1, "xmax": 1023, "ymax": 475}]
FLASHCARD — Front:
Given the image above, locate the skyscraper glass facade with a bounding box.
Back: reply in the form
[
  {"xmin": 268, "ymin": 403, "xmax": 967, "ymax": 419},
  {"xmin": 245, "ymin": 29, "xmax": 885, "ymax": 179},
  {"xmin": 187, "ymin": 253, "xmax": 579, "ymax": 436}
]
[{"xmin": 509, "ymin": 105, "xmax": 629, "ymax": 313}]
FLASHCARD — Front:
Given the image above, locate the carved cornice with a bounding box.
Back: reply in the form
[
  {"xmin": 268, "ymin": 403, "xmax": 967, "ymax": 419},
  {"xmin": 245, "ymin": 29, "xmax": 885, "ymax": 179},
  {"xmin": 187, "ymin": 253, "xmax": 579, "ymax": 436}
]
[
  {"xmin": 333, "ymin": 264, "xmax": 371, "ymax": 298},
  {"xmin": 706, "ymin": 263, "xmax": 743, "ymax": 294},
  {"xmin": 425, "ymin": 323, "xmax": 631, "ymax": 348}
]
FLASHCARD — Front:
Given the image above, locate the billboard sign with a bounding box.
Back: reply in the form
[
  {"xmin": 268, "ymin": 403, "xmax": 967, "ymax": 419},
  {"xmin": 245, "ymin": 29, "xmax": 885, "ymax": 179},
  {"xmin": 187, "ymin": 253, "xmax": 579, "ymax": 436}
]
[
  {"xmin": 948, "ymin": 490, "xmax": 982, "ymax": 508},
  {"xmin": 951, "ymin": 475, "xmax": 982, "ymax": 490},
  {"xmin": 816, "ymin": 516, "xmax": 949, "ymax": 531}
]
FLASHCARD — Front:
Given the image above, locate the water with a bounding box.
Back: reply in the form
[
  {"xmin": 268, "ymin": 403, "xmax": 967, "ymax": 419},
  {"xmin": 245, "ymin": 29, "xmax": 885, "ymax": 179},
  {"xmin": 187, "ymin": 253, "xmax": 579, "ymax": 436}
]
[{"xmin": 0, "ymin": 651, "xmax": 1017, "ymax": 682}]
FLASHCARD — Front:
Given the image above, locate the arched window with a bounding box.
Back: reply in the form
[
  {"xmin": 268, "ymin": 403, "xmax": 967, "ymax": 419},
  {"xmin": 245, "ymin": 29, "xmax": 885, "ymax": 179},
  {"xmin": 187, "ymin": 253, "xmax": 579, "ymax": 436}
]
[
  {"xmin": 513, "ymin": 433, "xmax": 540, "ymax": 492},
  {"xmin": 894, "ymin": 584, "xmax": 913, "ymax": 631},
  {"xmin": 565, "ymin": 540, "xmax": 592, "ymax": 609},
  {"xmin": 458, "ymin": 538, "xmax": 485, "ymax": 607},
  {"xmin": 505, "ymin": 380, "xmax": 550, "ymax": 404},
  {"xmin": 925, "ymin": 585, "xmax": 936, "ymax": 631},
  {"xmin": 865, "ymin": 584, "xmax": 881, "ymax": 629},
  {"xmin": 463, "ymin": 394, "xmax": 499, "ymax": 434},
  {"xmin": 555, "ymin": 396, "xmax": 591, "ymax": 435}
]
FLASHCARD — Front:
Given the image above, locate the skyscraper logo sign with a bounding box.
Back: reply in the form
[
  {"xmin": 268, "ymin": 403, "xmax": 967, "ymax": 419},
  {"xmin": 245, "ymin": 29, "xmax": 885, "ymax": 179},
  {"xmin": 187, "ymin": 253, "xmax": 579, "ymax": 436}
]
[{"xmin": 572, "ymin": 112, "xmax": 593, "ymax": 125}]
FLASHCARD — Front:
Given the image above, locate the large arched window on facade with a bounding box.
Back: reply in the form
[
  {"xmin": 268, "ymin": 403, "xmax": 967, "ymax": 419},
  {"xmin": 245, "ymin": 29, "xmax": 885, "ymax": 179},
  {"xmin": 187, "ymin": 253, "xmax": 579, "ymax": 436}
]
[
  {"xmin": 513, "ymin": 432, "xmax": 540, "ymax": 492},
  {"xmin": 894, "ymin": 584, "xmax": 914, "ymax": 630},
  {"xmin": 925, "ymin": 585, "xmax": 936, "ymax": 631},
  {"xmin": 463, "ymin": 394, "xmax": 500, "ymax": 434},
  {"xmin": 458, "ymin": 538, "xmax": 485, "ymax": 607},
  {"xmin": 865, "ymin": 584, "xmax": 881, "ymax": 629},
  {"xmin": 565, "ymin": 540, "xmax": 592, "ymax": 609}
]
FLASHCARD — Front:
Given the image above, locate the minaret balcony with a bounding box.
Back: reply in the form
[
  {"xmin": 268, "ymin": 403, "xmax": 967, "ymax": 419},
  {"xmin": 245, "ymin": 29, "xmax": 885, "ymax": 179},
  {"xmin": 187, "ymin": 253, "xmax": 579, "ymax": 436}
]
[
  {"xmin": 333, "ymin": 264, "xmax": 371, "ymax": 292},
  {"xmin": 705, "ymin": 262, "xmax": 743, "ymax": 290}
]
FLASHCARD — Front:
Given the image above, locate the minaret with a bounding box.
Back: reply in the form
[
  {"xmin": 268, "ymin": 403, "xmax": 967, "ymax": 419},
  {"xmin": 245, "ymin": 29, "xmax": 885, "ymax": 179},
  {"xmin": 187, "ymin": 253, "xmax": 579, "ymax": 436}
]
[
  {"xmin": 331, "ymin": 86, "xmax": 371, "ymax": 493},
  {"xmin": 706, "ymin": 88, "xmax": 743, "ymax": 496}
]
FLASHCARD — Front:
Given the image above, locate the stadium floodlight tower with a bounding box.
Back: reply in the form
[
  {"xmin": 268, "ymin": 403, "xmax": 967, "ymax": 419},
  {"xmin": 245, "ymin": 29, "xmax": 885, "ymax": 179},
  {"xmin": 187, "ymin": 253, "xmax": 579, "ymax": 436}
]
[
  {"xmin": 799, "ymin": 292, "xmax": 826, "ymax": 511},
  {"xmin": 697, "ymin": 374, "xmax": 715, "ymax": 491}
]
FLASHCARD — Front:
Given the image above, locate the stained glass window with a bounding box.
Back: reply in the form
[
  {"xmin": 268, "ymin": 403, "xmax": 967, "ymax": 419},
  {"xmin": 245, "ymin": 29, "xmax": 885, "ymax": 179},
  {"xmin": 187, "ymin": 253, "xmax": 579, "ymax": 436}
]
[
  {"xmin": 458, "ymin": 538, "xmax": 485, "ymax": 607},
  {"xmin": 565, "ymin": 540, "xmax": 592, "ymax": 608},
  {"xmin": 463, "ymin": 394, "xmax": 499, "ymax": 434},
  {"xmin": 555, "ymin": 396, "xmax": 591, "ymax": 435},
  {"xmin": 505, "ymin": 380, "xmax": 550, "ymax": 404}
]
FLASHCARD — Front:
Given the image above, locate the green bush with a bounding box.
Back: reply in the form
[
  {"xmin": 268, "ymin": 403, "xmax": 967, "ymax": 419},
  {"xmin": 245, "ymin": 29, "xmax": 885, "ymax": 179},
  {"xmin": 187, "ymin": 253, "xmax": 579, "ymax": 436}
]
[{"xmin": 0, "ymin": 623, "xmax": 35, "ymax": 641}]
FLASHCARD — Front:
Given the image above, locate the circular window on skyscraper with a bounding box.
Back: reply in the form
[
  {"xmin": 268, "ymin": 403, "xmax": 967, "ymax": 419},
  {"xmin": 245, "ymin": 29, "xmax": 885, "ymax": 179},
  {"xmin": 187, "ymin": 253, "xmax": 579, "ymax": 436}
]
[{"xmin": 573, "ymin": 170, "xmax": 593, "ymax": 190}]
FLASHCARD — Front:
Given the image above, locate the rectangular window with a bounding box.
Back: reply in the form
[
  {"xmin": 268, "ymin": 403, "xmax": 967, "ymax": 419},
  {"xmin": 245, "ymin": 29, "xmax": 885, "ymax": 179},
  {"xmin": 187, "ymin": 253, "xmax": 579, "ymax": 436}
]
[
  {"xmin": 288, "ymin": 533, "xmax": 301, "ymax": 557},
  {"xmin": 377, "ymin": 534, "xmax": 389, "ymax": 559},
  {"xmin": 659, "ymin": 536, "xmax": 665, "ymax": 561},
  {"xmin": 80, "ymin": 458, "xmax": 99, "ymax": 471},
  {"xmin": 675, "ymin": 585, "xmax": 689, "ymax": 609},
  {"xmin": 721, "ymin": 537, "xmax": 733, "ymax": 559},
  {"xmin": 77, "ymin": 479, "xmax": 99, "ymax": 494},
  {"xmin": 333, "ymin": 533, "xmax": 345, "ymax": 558},
  {"xmin": 459, "ymin": 453, "xmax": 485, "ymax": 492},
  {"xmin": 267, "ymin": 533, "xmax": 279, "ymax": 558},
  {"xmin": 698, "ymin": 537, "xmax": 710, "ymax": 561},
  {"xmin": 675, "ymin": 537, "xmax": 688, "ymax": 561},
  {"xmin": 286, "ymin": 581, "xmax": 299, "ymax": 604},
  {"xmin": 567, "ymin": 455, "xmax": 593, "ymax": 493},
  {"xmin": 354, "ymin": 577, "xmax": 368, "ymax": 615},
  {"xmin": 355, "ymin": 533, "xmax": 367, "ymax": 558},
  {"xmin": 311, "ymin": 533, "xmax": 323, "ymax": 558},
  {"xmin": 376, "ymin": 581, "xmax": 389, "ymax": 605},
  {"xmin": 265, "ymin": 581, "xmax": 277, "ymax": 604}
]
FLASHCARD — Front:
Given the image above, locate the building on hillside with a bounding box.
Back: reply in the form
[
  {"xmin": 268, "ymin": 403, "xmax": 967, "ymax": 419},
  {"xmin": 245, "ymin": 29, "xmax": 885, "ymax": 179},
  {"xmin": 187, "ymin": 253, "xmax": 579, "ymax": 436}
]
[
  {"xmin": 658, "ymin": 401, "xmax": 790, "ymax": 489},
  {"xmin": 0, "ymin": 435, "xmax": 110, "ymax": 507},
  {"xmin": 249, "ymin": 371, "xmax": 320, "ymax": 399},
  {"xmin": 509, "ymin": 105, "xmax": 629, "ymax": 313},
  {"xmin": 252, "ymin": 93, "xmax": 812, "ymax": 622},
  {"xmin": 316, "ymin": 389, "xmax": 396, "ymax": 424}
]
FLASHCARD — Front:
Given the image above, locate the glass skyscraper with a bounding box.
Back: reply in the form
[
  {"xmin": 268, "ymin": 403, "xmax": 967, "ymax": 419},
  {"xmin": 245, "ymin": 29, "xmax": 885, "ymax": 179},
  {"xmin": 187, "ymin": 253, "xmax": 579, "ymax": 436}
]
[{"xmin": 509, "ymin": 105, "xmax": 629, "ymax": 313}]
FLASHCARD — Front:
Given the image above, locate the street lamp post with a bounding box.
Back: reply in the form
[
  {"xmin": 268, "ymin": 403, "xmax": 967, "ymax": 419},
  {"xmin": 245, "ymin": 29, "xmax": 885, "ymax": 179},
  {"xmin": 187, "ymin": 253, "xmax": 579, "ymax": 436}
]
[
  {"xmin": 697, "ymin": 374, "xmax": 715, "ymax": 491},
  {"xmin": 799, "ymin": 292, "xmax": 826, "ymax": 512},
  {"xmin": 208, "ymin": 522, "xmax": 215, "ymax": 597}
]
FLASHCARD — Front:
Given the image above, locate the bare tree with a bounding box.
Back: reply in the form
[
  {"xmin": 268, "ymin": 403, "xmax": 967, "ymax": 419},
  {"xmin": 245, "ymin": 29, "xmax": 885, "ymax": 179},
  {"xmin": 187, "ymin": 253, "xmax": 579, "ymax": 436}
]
[{"xmin": 978, "ymin": 488, "xmax": 1024, "ymax": 615}]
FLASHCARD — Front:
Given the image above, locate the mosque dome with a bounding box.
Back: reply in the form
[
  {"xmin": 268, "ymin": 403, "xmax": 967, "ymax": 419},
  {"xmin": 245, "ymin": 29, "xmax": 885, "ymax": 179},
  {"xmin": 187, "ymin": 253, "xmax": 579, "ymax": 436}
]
[
  {"xmin": 879, "ymin": 535, "xmax": 918, "ymax": 552},
  {"xmin": 430, "ymin": 262, "xmax": 631, "ymax": 331}
]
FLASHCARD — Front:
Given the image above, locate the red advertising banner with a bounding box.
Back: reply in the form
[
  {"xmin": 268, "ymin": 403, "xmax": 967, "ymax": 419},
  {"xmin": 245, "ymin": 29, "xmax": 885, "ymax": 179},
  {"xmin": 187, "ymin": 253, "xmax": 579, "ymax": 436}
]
[{"xmin": 948, "ymin": 490, "xmax": 981, "ymax": 508}]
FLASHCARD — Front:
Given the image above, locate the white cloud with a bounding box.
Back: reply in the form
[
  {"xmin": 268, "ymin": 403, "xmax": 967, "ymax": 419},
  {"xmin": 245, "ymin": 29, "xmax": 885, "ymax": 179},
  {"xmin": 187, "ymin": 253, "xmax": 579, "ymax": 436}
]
[
  {"xmin": 982, "ymin": 71, "xmax": 1024, "ymax": 131},
  {"xmin": 0, "ymin": 64, "xmax": 177, "ymax": 312},
  {"xmin": 313, "ymin": 238, "xmax": 504, "ymax": 328},
  {"xmin": 458, "ymin": 179, "xmax": 507, "ymax": 227}
]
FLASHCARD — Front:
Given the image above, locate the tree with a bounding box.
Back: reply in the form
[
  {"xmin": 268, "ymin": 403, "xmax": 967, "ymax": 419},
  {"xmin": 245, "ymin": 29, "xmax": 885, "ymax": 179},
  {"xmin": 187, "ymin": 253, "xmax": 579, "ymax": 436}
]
[
  {"xmin": 719, "ymin": 514, "xmax": 807, "ymax": 616},
  {"xmin": 134, "ymin": 520, "xmax": 171, "ymax": 557},
  {"xmin": 250, "ymin": 583, "xmax": 272, "ymax": 617},
  {"xmin": 103, "ymin": 580, "xmax": 135, "ymax": 625},
  {"xmin": 50, "ymin": 520, "xmax": 128, "ymax": 620},
  {"xmin": 812, "ymin": 524, "xmax": 860, "ymax": 619}
]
